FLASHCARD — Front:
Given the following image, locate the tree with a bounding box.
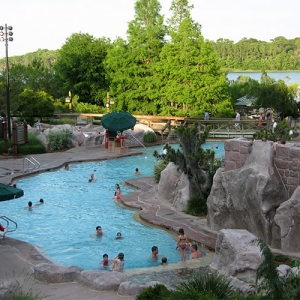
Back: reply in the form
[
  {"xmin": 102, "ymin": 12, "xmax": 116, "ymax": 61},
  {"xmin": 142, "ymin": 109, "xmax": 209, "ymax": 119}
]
[
  {"xmin": 251, "ymin": 72, "xmax": 298, "ymax": 117},
  {"xmin": 18, "ymin": 89, "xmax": 54, "ymax": 120},
  {"xmin": 158, "ymin": 1, "xmax": 232, "ymax": 117},
  {"xmin": 54, "ymin": 33, "xmax": 111, "ymax": 105},
  {"xmin": 105, "ymin": 0, "xmax": 166, "ymax": 114}
]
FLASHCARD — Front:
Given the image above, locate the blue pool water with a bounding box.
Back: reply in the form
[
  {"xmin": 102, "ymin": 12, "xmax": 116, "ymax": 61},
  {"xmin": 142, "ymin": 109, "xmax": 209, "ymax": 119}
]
[{"xmin": 0, "ymin": 142, "xmax": 224, "ymax": 270}]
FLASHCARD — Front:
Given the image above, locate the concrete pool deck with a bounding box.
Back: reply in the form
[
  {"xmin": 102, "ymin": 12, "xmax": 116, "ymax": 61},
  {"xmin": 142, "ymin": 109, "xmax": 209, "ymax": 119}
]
[{"xmin": 0, "ymin": 145, "xmax": 217, "ymax": 299}]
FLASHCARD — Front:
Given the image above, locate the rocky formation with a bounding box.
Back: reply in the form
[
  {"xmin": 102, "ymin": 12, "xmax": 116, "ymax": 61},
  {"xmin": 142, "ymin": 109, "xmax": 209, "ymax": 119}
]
[
  {"xmin": 157, "ymin": 162, "xmax": 192, "ymax": 211},
  {"xmin": 274, "ymin": 186, "xmax": 300, "ymax": 252},
  {"xmin": 210, "ymin": 229, "xmax": 262, "ymax": 283},
  {"xmin": 207, "ymin": 140, "xmax": 288, "ymax": 247},
  {"xmin": 28, "ymin": 122, "xmax": 155, "ymax": 150}
]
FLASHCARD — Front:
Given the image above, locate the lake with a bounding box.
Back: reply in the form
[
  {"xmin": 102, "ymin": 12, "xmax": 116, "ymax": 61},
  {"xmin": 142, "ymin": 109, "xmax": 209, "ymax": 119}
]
[{"xmin": 227, "ymin": 72, "xmax": 300, "ymax": 85}]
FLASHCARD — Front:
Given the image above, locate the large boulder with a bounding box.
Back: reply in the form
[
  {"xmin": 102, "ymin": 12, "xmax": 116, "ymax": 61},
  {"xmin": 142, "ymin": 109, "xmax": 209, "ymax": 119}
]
[
  {"xmin": 34, "ymin": 263, "xmax": 82, "ymax": 283},
  {"xmin": 157, "ymin": 162, "xmax": 192, "ymax": 211},
  {"xmin": 210, "ymin": 229, "xmax": 262, "ymax": 283},
  {"xmin": 207, "ymin": 140, "xmax": 288, "ymax": 246},
  {"xmin": 78, "ymin": 270, "xmax": 128, "ymax": 291},
  {"xmin": 274, "ymin": 186, "xmax": 300, "ymax": 252}
]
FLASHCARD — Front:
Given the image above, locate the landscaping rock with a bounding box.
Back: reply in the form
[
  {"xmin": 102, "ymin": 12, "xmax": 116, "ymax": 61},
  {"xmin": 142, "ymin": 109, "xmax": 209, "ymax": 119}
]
[
  {"xmin": 78, "ymin": 270, "xmax": 128, "ymax": 291},
  {"xmin": 34, "ymin": 263, "xmax": 82, "ymax": 283},
  {"xmin": 0, "ymin": 279, "xmax": 20, "ymax": 300},
  {"xmin": 210, "ymin": 229, "xmax": 262, "ymax": 283}
]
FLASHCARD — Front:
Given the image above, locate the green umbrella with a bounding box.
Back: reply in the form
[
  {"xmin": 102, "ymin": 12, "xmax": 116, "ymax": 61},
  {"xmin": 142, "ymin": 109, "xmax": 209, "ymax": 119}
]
[
  {"xmin": 0, "ymin": 183, "xmax": 24, "ymax": 201},
  {"xmin": 101, "ymin": 112, "xmax": 136, "ymax": 132}
]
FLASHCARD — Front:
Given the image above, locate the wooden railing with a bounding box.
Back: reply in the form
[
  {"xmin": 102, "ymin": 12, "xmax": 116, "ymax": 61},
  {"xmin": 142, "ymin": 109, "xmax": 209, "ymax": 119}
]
[{"xmin": 53, "ymin": 113, "xmax": 272, "ymax": 139}]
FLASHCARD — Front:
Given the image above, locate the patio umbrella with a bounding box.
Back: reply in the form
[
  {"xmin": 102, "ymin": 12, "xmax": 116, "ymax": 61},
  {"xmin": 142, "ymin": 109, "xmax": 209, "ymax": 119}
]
[
  {"xmin": 101, "ymin": 112, "xmax": 136, "ymax": 132},
  {"xmin": 0, "ymin": 183, "xmax": 24, "ymax": 201}
]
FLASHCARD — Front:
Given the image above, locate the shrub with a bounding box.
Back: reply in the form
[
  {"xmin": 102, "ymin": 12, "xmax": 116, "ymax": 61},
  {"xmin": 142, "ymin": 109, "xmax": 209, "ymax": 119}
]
[
  {"xmin": 153, "ymin": 160, "xmax": 168, "ymax": 183},
  {"xmin": 136, "ymin": 284, "xmax": 171, "ymax": 300},
  {"xmin": 185, "ymin": 193, "xmax": 209, "ymax": 216},
  {"xmin": 175, "ymin": 271, "xmax": 237, "ymax": 299},
  {"xmin": 46, "ymin": 129, "xmax": 72, "ymax": 151},
  {"xmin": 143, "ymin": 131, "xmax": 157, "ymax": 143}
]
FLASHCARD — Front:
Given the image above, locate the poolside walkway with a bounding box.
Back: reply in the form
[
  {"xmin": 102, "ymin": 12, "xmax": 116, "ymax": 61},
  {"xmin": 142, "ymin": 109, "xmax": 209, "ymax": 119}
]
[{"xmin": 0, "ymin": 145, "xmax": 218, "ymax": 299}]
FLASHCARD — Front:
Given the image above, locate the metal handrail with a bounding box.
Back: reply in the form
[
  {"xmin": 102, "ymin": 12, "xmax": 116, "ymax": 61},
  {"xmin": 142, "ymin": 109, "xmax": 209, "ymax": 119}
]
[
  {"xmin": 0, "ymin": 216, "xmax": 18, "ymax": 239},
  {"xmin": 23, "ymin": 156, "xmax": 40, "ymax": 173},
  {"xmin": 130, "ymin": 134, "xmax": 146, "ymax": 149}
]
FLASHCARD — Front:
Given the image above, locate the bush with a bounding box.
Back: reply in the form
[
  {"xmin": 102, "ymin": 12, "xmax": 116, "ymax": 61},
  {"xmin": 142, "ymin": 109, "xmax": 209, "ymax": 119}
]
[
  {"xmin": 0, "ymin": 133, "xmax": 46, "ymax": 155},
  {"xmin": 185, "ymin": 193, "xmax": 209, "ymax": 216},
  {"xmin": 143, "ymin": 131, "xmax": 157, "ymax": 143},
  {"xmin": 136, "ymin": 284, "xmax": 171, "ymax": 300},
  {"xmin": 175, "ymin": 271, "xmax": 238, "ymax": 299},
  {"xmin": 46, "ymin": 129, "xmax": 72, "ymax": 151},
  {"xmin": 154, "ymin": 160, "xmax": 169, "ymax": 183}
]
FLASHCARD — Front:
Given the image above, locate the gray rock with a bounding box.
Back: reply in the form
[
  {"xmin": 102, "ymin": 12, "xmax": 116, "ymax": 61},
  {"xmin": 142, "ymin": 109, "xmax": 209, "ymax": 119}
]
[
  {"xmin": 118, "ymin": 281, "xmax": 144, "ymax": 295},
  {"xmin": 157, "ymin": 162, "xmax": 191, "ymax": 211},
  {"xmin": 207, "ymin": 140, "xmax": 288, "ymax": 246},
  {"xmin": 34, "ymin": 263, "xmax": 82, "ymax": 283},
  {"xmin": 277, "ymin": 264, "xmax": 291, "ymax": 277},
  {"xmin": 210, "ymin": 229, "xmax": 262, "ymax": 283},
  {"xmin": 0, "ymin": 279, "xmax": 20, "ymax": 299},
  {"xmin": 229, "ymin": 276, "xmax": 255, "ymax": 295},
  {"xmin": 274, "ymin": 187, "xmax": 300, "ymax": 252},
  {"xmin": 78, "ymin": 270, "xmax": 128, "ymax": 291}
]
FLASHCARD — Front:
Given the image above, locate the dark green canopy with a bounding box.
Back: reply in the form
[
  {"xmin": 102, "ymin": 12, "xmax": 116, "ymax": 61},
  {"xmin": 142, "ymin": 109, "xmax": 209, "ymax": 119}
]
[
  {"xmin": 101, "ymin": 112, "xmax": 136, "ymax": 132},
  {"xmin": 0, "ymin": 183, "xmax": 24, "ymax": 201}
]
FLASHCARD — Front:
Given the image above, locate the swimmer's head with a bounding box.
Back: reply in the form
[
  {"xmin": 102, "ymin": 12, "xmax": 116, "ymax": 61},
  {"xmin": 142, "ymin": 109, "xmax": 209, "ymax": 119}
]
[
  {"xmin": 162, "ymin": 257, "xmax": 167, "ymax": 263},
  {"xmin": 103, "ymin": 253, "xmax": 108, "ymax": 259},
  {"xmin": 117, "ymin": 232, "xmax": 122, "ymax": 238},
  {"xmin": 28, "ymin": 201, "xmax": 32, "ymax": 207},
  {"xmin": 39, "ymin": 198, "xmax": 44, "ymax": 204},
  {"xmin": 118, "ymin": 253, "xmax": 124, "ymax": 260}
]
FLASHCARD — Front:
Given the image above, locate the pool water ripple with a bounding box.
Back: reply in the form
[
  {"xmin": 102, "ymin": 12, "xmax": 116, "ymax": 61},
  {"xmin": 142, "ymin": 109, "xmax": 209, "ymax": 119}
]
[{"xmin": 0, "ymin": 143, "xmax": 224, "ymax": 270}]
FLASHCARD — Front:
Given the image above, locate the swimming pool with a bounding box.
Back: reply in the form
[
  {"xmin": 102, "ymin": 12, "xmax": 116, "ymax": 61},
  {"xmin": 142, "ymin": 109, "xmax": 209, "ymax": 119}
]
[{"xmin": 0, "ymin": 142, "xmax": 224, "ymax": 270}]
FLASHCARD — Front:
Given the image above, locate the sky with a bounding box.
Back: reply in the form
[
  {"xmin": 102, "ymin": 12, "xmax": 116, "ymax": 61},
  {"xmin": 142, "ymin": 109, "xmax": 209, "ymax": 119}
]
[{"xmin": 0, "ymin": 0, "xmax": 299, "ymax": 59}]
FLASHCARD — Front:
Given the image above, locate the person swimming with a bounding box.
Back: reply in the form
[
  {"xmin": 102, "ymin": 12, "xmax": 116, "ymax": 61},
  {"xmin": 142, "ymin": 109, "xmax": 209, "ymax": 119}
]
[{"xmin": 111, "ymin": 253, "xmax": 125, "ymax": 272}]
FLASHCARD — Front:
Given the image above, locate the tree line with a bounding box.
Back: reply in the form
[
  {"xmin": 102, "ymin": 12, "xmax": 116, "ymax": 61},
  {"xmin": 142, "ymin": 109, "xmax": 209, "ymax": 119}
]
[
  {"xmin": 212, "ymin": 36, "xmax": 300, "ymax": 71},
  {"xmin": 0, "ymin": 0, "xmax": 298, "ymax": 121}
]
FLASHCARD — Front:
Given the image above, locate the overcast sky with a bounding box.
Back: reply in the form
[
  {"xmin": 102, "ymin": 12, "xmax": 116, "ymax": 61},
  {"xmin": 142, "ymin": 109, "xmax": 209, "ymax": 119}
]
[{"xmin": 0, "ymin": 0, "xmax": 299, "ymax": 59}]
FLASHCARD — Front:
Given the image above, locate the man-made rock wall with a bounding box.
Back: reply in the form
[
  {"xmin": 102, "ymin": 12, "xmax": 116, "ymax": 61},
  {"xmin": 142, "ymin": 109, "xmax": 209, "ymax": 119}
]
[
  {"xmin": 275, "ymin": 144, "xmax": 300, "ymax": 197},
  {"xmin": 208, "ymin": 138, "xmax": 300, "ymax": 251},
  {"xmin": 224, "ymin": 138, "xmax": 300, "ymax": 198}
]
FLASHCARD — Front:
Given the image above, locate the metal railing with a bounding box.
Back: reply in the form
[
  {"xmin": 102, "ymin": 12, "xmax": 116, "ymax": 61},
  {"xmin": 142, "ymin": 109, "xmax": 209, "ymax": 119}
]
[
  {"xmin": 0, "ymin": 216, "xmax": 17, "ymax": 239},
  {"xmin": 23, "ymin": 156, "xmax": 40, "ymax": 173}
]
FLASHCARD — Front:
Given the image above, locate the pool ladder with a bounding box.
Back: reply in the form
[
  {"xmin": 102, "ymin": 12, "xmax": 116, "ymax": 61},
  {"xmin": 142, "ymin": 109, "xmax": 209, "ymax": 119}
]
[
  {"xmin": 0, "ymin": 216, "xmax": 18, "ymax": 239},
  {"xmin": 23, "ymin": 156, "xmax": 40, "ymax": 173}
]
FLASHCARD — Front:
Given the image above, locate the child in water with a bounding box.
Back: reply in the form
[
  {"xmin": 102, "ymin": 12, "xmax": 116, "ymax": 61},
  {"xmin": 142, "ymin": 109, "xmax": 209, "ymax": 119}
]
[{"xmin": 111, "ymin": 253, "xmax": 125, "ymax": 272}]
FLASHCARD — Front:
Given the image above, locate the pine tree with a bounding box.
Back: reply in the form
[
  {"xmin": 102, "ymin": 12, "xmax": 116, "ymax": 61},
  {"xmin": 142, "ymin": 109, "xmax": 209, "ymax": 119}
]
[
  {"xmin": 158, "ymin": 0, "xmax": 233, "ymax": 117},
  {"xmin": 105, "ymin": 0, "xmax": 166, "ymax": 114}
]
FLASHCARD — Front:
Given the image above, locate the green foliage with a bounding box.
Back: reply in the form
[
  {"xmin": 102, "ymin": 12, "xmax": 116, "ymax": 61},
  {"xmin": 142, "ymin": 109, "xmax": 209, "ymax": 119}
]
[
  {"xmin": 143, "ymin": 132, "xmax": 158, "ymax": 143},
  {"xmin": 54, "ymin": 33, "xmax": 111, "ymax": 105},
  {"xmin": 73, "ymin": 102, "xmax": 104, "ymax": 114},
  {"xmin": 105, "ymin": 0, "xmax": 166, "ymax": 114},
  {"xmin": 254, "ymin": 238, "xmax": 284, "ymax": 299},
  {"xmin": 136, "ymin": 284, "xmax": 171, "ymax": 300},
  {"xmin": 255, "ymin": 120, "xmax": 292, "ymax": 142},
  {"xmin": 153, "ymin": 160, "xmax": 169, "ymax": 183},
  {"xmin": 18, "ymin": 133, "xmax": 46, "ymax": 154},
  {"xmin": 212, "ymin": 37, "xmax": 300, "ymax": 71},
  {"xmin": 0, "ymin": 133, "xmax": 46, "ymax": 154},
  {"xmin": 46, "ymin": 129, "xmax": 72, "ymax": 151},
  {"xmin": 175, "ymin": 271, "xmax": 237, "ymax": 299},
  {"xmin": 281, "ymin": 274, "xmax": 300, "ymax": 299},
  {"xmin": 185, "ymin": 193, "xmax": 208, "ymax": 216},
  {"xmin": 18, "ymin": 89, "xmax": 55, "ymax": 119}
]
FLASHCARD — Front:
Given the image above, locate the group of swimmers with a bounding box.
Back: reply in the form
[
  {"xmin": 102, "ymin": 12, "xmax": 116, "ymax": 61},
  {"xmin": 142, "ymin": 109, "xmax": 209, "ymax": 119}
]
[
  {"xmin": 94, "ymin": 226, "xmax": 125, "ymax": 271},
  {"xmin": 26, "ymin": 199, "xmax": 44, "ymax": 210}
]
